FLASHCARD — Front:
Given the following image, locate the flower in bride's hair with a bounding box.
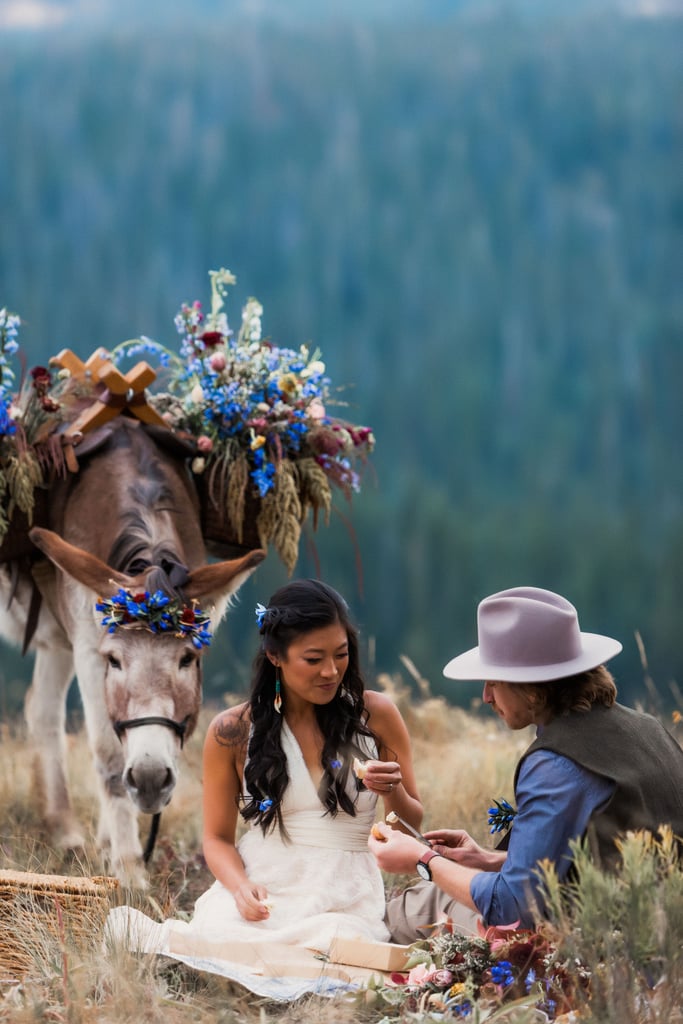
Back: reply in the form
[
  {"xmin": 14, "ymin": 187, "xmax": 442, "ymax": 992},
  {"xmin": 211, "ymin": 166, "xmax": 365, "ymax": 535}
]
[
  {"xmin": 255, "ymin": 603, "xmax": 267, "ymax": 628},
  {"xmin": 330, "ymin": 758, "xmax": 342, "ymax": 770},
  {"xmin": 258, "ymin": 797, "xmax": 273, "ymax": 812}
]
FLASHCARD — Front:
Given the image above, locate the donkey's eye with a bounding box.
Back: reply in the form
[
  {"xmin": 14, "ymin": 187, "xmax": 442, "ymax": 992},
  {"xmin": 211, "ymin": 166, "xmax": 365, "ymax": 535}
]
[
  {"xmin": 179, "ymin": 651, "xmax": 196, "ymax": 669},
  {"xmin": 107, "ymin": 654, "xmax": 122, "ymax": 670}
]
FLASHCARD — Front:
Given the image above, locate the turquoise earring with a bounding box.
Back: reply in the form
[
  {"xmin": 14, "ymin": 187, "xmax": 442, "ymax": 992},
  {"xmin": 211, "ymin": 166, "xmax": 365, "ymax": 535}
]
[{"xmin": 274, "ymin": 672, "xmax": 282, "ymax": 714}]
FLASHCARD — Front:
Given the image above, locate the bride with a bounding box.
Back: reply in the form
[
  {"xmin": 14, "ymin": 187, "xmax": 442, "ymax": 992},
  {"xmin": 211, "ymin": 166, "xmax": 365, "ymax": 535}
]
[{"xmin": 108, "ymin": 578, "xmax": 423, "ymax": 972}]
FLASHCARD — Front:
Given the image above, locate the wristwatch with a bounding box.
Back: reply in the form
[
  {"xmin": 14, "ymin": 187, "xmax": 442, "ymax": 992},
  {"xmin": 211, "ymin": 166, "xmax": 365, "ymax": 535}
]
[{"xmin": 416, "ymin": 848, "xmax": 441, "ymax": 882}]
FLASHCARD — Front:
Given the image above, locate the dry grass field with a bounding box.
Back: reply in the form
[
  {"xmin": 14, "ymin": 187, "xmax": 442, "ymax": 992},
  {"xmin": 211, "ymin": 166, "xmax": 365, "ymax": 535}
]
[{"xmin": 1, "ymin": 671, "xmax": 682, "ymax": 1023}]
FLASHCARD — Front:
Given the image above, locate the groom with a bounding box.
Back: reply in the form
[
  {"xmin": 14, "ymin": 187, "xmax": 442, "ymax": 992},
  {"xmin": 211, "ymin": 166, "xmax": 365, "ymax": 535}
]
[{"xmin": 369, "ymin": 586, "xmax": 683, "ymax": 941}]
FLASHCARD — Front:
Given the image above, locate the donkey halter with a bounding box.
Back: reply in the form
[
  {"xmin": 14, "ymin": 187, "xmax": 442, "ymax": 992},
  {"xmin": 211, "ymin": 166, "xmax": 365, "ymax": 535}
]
[
  {"xmin": 113, "ymin": 714, "xmax": 191, "ymax": 748},
  {"xmin": 112, "ymin": 714, "xmax": 191, "ymax": 865}
]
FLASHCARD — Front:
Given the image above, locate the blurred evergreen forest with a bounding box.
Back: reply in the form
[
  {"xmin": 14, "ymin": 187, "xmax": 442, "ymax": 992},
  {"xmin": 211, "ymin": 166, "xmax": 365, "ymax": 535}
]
[{"xmin": 1, "ymin": 0, "xmax": 682, "ymax": 714}]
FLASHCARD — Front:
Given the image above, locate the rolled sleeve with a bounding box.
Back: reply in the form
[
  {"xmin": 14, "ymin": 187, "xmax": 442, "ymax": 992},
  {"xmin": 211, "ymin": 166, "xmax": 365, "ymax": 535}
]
[{"xmin": 470, "ymin": 750, "xmax": 614, "ymax": 927}]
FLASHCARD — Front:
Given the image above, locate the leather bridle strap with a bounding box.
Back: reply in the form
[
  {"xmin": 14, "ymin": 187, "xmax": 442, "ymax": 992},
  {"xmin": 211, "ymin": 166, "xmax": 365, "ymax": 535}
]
[
  {"xmin": 113, "ymin": 715, "xmax": 190, "ymax": 748},
  {"xmin": 112, "ymin": 714, "xmax": 191, "ymax": 864}
]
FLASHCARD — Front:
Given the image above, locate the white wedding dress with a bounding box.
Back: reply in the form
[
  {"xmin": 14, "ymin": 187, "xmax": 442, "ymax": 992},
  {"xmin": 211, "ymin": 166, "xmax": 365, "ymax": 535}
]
[{"xmin": 106, "ymin": 720, "xmax": 390, "ymax": 998}]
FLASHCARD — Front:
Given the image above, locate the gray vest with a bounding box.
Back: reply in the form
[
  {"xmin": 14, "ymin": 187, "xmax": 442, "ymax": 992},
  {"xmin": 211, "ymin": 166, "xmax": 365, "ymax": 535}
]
[{"xmin": 516, "ymin": 703, "xmax": 683, "ymax": 869}]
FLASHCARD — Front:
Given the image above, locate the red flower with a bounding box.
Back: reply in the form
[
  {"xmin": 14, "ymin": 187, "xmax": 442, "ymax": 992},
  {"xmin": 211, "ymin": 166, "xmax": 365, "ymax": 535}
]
[
  {"xmin": 200, "ymin": 330, "xmax": 223, "ymax": 348},
  {"xmin": 180, "ymin": 607, "xmax": 196, "ymax": 625},
  {"xmin": 30, "ymin": 365, "xmax": 52, "ymax": 397},
  {"xmin": 132, "ymin": 593, "xmax": 147, "ymax": 603}
]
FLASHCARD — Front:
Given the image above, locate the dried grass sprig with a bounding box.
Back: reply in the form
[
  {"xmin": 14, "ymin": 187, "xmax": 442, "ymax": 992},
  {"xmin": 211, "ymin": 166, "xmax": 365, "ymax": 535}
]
[
  {"xmin": 3, "ymin": 449, "xmax": 43, "ymax": 521},
  {"xmin": 296, "ymin": 456, "xmax": 332, "ymax": 529},
  {"xmin": 225, "ymin": 451, "xmax": 249, "ymax": 542}
]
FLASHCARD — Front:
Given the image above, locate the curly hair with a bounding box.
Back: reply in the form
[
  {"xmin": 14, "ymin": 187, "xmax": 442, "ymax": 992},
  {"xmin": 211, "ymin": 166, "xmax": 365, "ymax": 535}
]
[
  {"xmin": 518, "ymin": 664, "xmax": 618, "ymax": 718},
  {"xmin": 241, "ymin": 579, "xmax": 379, "ymax": 837}
]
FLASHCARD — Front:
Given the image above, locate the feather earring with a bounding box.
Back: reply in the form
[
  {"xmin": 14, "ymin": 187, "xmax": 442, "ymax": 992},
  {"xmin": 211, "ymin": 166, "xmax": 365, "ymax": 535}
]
[{"xmin": 274, "ymin": 672, "xmax": 282, "ymax": 714}]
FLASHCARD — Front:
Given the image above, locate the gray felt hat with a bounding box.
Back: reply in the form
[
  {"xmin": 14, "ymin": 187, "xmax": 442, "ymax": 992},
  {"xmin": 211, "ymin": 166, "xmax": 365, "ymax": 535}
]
[{"xmin": 443, "ymin": 586, "xmax": 622, "ymax": 683}]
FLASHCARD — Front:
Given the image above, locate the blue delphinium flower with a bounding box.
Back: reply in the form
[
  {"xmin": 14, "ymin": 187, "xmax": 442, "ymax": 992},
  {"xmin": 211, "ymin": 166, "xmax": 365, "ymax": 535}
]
[
  {"xmin": 258, "ymin": 797, "xmax": 273, "ymax": 812},
  {"xmin": 251, "ymin": 453, "xmax": 277, "ymax": 497},
  {"xmin": 0, "ymin": 309, "xmax": 21, "ymax": 426},
  {"xmin": 111, "ymin": 336, "xmax": 172, "ymax": 368},
  {"xmin": 330, "ymin": 759, "xmax": 342, "ymax": 770},
  {"xmin": 0, "ymin": 399, "xmax": 16, "ymax": 438},
  {"xmin": 488, "ymin": 798, "xmax": 517, "ymax": 835},
  {"xmin": 490, "ymin": 961, "xmax": 515, "ymax": 988},
  {"xmin": 451, "ymin": 1002, "xmax": 472, "ymax": 1018}
]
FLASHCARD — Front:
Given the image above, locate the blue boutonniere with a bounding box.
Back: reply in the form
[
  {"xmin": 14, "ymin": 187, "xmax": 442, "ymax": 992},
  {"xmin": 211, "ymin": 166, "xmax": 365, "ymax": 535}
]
[{"xmin": 488, "ymin": 797, "xmax": 517, "ymax": 835}]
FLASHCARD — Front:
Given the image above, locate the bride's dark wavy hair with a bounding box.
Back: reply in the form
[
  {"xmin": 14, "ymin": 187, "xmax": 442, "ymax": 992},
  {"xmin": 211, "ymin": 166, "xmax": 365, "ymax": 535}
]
[{"xmin": 241, "ymin": 579, "xmax": 379, "ymax": 837}]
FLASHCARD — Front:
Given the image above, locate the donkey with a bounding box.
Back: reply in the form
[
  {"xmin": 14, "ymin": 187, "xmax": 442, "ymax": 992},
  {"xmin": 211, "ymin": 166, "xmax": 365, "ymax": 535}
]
[{"xmin": 0, "ymin": 417, "xmax": 265, "ymax": 885}]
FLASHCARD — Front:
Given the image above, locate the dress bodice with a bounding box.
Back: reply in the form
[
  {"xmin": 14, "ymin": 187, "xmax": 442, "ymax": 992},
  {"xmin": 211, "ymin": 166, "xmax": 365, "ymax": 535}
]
[{"xmin": 242, "ymin": 720, "xmax": 378, "ymax": 851}]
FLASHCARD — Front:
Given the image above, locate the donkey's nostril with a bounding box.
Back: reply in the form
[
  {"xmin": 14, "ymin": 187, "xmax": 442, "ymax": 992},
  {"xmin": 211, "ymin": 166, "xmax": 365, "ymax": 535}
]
[{"xmin": 124, "ymin": 766, "xmax": 138, "ymax": 792}]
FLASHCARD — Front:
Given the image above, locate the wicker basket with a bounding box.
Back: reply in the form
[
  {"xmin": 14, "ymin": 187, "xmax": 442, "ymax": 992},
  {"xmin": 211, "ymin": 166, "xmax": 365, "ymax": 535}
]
[
  {"xmin": 0, "ymin": 869, "xmax": 119, "ymax": 979},
  {"xmin": 196, "ymin": 471, "xmax": 264, "ymax": 558}
]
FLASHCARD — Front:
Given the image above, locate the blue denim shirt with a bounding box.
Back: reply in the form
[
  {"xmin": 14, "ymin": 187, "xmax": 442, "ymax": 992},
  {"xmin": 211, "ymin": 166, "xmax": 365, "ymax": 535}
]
[{"xmin": 470, "ymin": 748, "xmax": 615, "ymax": 928}]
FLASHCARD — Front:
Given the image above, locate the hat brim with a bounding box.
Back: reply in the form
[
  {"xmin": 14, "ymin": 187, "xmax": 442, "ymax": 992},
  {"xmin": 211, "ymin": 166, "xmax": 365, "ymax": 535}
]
[{"xmin": 442, "ymin": 632, "xmax": 623, "ymax": 683}]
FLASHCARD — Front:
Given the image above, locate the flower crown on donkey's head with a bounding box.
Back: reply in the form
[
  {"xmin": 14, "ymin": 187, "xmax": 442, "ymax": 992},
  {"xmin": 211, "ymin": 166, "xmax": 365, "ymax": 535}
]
[{"xmin": 96, "ymin": 588, "xmax": 213, "ymax": 649}]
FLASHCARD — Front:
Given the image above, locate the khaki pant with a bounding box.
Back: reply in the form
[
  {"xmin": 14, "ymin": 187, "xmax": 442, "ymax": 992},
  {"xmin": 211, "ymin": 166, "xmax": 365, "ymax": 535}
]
[{"xmin": 384, "ymin": 880, "xmax": 482, "ymax": 944}]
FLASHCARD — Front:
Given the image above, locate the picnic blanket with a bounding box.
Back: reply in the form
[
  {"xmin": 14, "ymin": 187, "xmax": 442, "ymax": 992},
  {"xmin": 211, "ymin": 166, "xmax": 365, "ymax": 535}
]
[{"xmin": 105, "ymin": 905, "xmax": 410, "ymax": 1000}]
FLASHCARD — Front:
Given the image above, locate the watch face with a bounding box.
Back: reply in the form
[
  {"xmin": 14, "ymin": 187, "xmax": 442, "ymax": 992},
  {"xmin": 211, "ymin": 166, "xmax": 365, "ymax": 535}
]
[
  {"xmin": 416, "ymin": 849, "xmax": 438, "ymax": 881},
  {"xmin": 416, "ymin": 860, "xmax": 432, "ymax": 881}
]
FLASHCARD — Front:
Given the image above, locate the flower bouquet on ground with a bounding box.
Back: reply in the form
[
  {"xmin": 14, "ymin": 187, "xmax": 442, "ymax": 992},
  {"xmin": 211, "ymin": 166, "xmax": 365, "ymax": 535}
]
[
  {"xmin": 113, "ymin": 268, "xmax": 375, "ymax": 573},
  {"xmin": 360, "ymin": 919, "xmax": 590, "ymax": 1022}
]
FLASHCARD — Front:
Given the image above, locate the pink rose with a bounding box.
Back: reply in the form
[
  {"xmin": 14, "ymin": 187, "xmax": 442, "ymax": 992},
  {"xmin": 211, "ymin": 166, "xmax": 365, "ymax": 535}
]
[
  {"xmin": 307, "ymin": 398, "xmax": 326, "ymax": 421},
  {"xmin": 209, "ymin": 352, "xmax": 226, "ymax": 372},
  {"xmin": 406, "ymin": 963, "xmax": 435, "ymax": 986},
  {"xmin": 429, "ymin": 969, "xmax": 454, "ymax": 988},
  {"xmin": 197, "ymin": 435, "xmax": 214, "ymax": 453}
]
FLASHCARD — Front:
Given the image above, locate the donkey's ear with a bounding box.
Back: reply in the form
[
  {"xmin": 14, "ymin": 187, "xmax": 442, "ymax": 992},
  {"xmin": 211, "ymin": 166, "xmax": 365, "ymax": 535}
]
[
  {"xmin": 183, "ymin": 549, "xmax": 266, "ymax": 607},
  {"xmin": 29, "ymin": 527, "xmax": 129, "ymax": 595}
]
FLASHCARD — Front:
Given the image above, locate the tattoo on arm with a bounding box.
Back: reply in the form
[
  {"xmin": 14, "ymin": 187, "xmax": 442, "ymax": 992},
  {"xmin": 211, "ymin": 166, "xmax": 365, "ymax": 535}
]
[{"xmin": 213, "ymin": 713, "xmax": 250, "ymax": 750}]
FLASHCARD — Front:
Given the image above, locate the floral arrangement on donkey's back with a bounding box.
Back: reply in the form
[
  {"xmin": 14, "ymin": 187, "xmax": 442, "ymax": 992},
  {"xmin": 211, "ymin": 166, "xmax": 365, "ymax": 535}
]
[{"xmin": 0, "ymin": 271, "xmax": 374, "ymax": 574}]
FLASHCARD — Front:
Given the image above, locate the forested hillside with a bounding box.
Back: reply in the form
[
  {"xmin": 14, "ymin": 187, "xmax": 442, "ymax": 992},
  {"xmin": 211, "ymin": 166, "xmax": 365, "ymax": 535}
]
[{"xmin": 1, "ymin": 1, "xmax": 681, "ymax": 710}]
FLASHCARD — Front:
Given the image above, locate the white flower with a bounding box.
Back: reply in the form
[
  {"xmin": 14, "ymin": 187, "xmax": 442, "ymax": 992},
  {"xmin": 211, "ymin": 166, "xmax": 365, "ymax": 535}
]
[
  {"xmin": 190, "ymin": 384, "xmax": 205, "ymax": 405},
  {"xmin": 191, "ymin": 457, "xmax": 206, "ymax": 474},
  {"xmin": 302, "ymin": 359, "xmax": 325, "ymax": 378}
]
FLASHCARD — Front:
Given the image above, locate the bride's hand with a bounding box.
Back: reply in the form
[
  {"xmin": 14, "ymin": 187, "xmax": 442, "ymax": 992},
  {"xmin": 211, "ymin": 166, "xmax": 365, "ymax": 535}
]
[
  {"xmin": 357, "ymin": 758, "xmax": 402, "ymax": 795},
  {"xmin": 234, "ymin": 881, "xmax": 271, "ymax": 921}
]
